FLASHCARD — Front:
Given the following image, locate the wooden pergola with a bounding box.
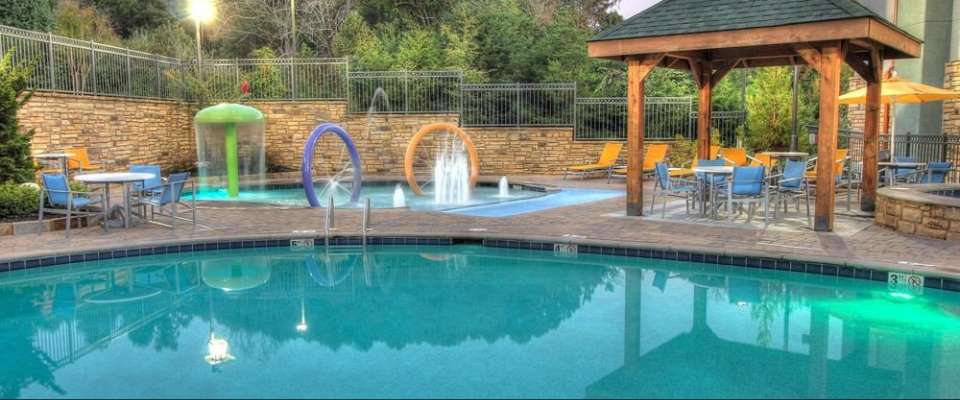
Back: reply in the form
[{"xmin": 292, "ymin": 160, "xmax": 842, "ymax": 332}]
[{"xmin": 588, "ymin": 0, "xmax": 921, "ymax": 232}]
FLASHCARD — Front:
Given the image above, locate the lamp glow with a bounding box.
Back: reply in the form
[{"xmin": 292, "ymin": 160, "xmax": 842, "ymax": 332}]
[
  {"xmin": 205, "ymin": 333, "xmax": 234, "ymax": 365},
  {"xmin": 296, "ymin": 322, "xmax": 308, "ymax": 332},
  {"xmin": 188, "ymin": 0, "xmax": 216, "ymax": 24}
]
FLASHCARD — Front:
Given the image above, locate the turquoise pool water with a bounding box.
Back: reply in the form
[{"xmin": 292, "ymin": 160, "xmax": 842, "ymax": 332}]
[{"xmin": 2, "ymin": 245, "xmax": 959, "ymax": 398}]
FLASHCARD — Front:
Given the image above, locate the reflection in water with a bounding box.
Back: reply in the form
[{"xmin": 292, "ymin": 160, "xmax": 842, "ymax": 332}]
[{"xmin": 0, "ymin": 246, "xmax": 958, "ymax": 398}]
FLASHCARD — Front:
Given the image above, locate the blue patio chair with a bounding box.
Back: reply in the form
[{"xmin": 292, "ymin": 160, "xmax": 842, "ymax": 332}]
[
  {"xmin": 891, "ymin": 156, "xmax": 920, "ymax": 184},
  {"xmin": 695, "ymin": 159, "xmax": 728, "ymax": 214},
  {"xmin": 136, "ymin": 172, "xmax": 196, "ymax": 229},
  {"xmin": 38, "ymin": 174, "xmax": 107, "ymax": 237},
  {"xmin": 918, "ymin": 162, "xmax": 955, "ymax": 184},
  {"xmin": 129, "ymin": 165, "xmax": 163, "ymax": 195},
  {"xmin": 651, "ymin": 162, "xmax": 697, "ymax": 217},
  {"xmin": 772, "ymin": 160, "xmax": 811, "ymax": 226},
  {"xmin": 726, "ymin": 166, "xmax": 770, "ymax": 224}
]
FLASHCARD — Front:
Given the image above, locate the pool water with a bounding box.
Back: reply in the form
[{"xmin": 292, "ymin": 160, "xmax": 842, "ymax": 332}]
[
  {"xmin": 185, "ymin": 183, "xmax": 545, "ymax": 210},
  {"xmin": 2, "ymin": 245, "xmax": 959, "ymax": 398}
]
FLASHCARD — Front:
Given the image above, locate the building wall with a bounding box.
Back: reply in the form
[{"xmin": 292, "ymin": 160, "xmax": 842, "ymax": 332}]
[
  {"xmin": 21, "ymin": 93, "xmax": 197, "ymax": 171},
  {"xmin": 947, "ymin": 60, "xmax": 960, "ymax": 136},
  {"xmin": 893, "ymin": 0, "xmax": 955, "ymax": 136},
  {"xmin": 21, "ymin": 93, "xmax": 617, "ymax": 177}
]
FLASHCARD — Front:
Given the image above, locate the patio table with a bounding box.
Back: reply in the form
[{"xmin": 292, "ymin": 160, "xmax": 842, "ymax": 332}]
[
  {"xmin": 692, "ymin": 166, "xmax": 734, "ymax": 219},
  {"xmin": 75, "ymin": 172, "xmax": 155, "ymax": 229},
  {"xmin": 33, "ymin": 152, "xmax": 74, "ymax": 176},
  {"xmin": 879, "ymin": 161, "xmax": 925, "ymax": 186}
]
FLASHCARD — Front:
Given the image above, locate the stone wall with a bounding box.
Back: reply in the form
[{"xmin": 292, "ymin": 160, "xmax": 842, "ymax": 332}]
[
  {"xmin": 875, "ymin": 190, "xmax": 960, "ymax": 240},
  {"xmin": 945, "ymin": 60, "xmax": 960, "ymax": 136},
  {"xmin": 21, "ymin": 93, "xmax": 623, "ymax": 177},
  {"xmin": 21, "ymin": 93, "xmax": 197, "ymax": 171}
]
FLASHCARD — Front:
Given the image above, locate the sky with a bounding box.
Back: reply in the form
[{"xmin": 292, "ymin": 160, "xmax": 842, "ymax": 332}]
[{"xmin": 615, "ymin": 0, "xmax": 659, "ymax": 19}]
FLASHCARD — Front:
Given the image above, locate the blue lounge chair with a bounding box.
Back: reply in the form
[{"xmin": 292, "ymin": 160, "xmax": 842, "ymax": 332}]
[
  {"xmin": 651, "ymin": 162, "xmax": 697, "ymax": 217},
  {"xmin": 726, "ymin": 166, "xmax": 770, "ymax": 224},
  {"xmin": 38, "ymin": 174, "xmax": 107, "ymax": 237},
  {"xmin": 136, "ymin": 172, "xmax": 196, "ymax": 229},
  {"xmin": 772, "ymin": 160, "xmax": 812, "ymax": 226}
]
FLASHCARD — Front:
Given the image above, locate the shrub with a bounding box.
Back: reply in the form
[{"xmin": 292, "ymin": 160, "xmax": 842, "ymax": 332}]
[
  {"xmin": 0, "ymin": 183, "xmax": 39, "ymax": 220},
  {"xmin": 0, "ymin": 50, "xmax": 36, "ymax": 184}
]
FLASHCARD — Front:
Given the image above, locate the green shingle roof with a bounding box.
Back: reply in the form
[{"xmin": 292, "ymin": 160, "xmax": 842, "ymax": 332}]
[{"xmin": 591, "ymin": 0, "xmax": 905, "ymax": 42}]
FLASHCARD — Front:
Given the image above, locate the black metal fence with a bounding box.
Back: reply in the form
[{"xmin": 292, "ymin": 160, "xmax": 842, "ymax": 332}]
[
  {"xmin": 837, "ymin": 129, "xmax": 960, "ymax": 170},
  {"xmin": 574, "ymin": 96, "xmax": 746, "ymax": 143},
  {"xmin": 462, "ymin": 83, "xmax": 577, "ymax": 126},
  {"xmin": 347, "ymin": 71, "xmax": 463, "ymax": 114}
]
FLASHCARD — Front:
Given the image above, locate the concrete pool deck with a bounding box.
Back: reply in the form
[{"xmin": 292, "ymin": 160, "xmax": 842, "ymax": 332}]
[{"xmin": 2, "ymin": 175, "xmax": 959, "ymax": 278}]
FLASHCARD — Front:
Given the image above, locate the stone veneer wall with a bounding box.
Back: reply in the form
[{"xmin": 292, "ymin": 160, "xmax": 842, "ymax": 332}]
[
  {"xmin": 945, "ymin": 61, "xmax": 960, "ymax": 135},
  {"xmin": 21, "ymin": 93, "xmax": 197, "ymax": 171},
  {"xmin": 21, "ymin": 93, "xmax": 618, "ymax": 176},
  {"xmin": 875, "ymin": 193, "xmax": 960, "ymax": 240}
]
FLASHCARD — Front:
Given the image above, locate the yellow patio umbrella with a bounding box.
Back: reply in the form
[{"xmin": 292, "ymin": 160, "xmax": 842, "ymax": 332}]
[{"xmin": 840, "ymin": 76, "xmax": 960, "ymax": 156}]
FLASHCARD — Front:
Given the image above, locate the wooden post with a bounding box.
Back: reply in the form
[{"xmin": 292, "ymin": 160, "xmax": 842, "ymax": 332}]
[
  {"xmin": 814, "ymin": 43, "xmax": 843, "ymax": 232},
  {"xmin": 861, "ymin": 49, "xmax": 883, "ymax": 212},
  {"xmin": 697, "ymin": 60, "xmax": 713, "ymax": 159},
  {"xmin": 626, "ymin": 54, "xmax": 662, "ymax": 216}
]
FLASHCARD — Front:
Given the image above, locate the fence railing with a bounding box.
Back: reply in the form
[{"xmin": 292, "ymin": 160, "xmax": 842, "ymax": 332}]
[
  {"xmin": 462, "ymin": 83, "xmax": 576, "ymax": 127},
  {"xmin": 839, "ymin": 130, "xmax": 960, "ymax": 165},
  {"xmin": 201, "ymin": 58, "xmax": 349, "ymax": 100},
  {"xmin": 348, "ymin": 70, "xmax": 462, "ymax": 114},
  {"xmin": 574, "ymin": 96, "xmax": 746, "ymax": 143}
]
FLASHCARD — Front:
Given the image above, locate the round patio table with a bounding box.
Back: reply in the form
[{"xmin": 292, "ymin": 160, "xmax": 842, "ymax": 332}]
[
  {"xmin": 879, "ymin": 161, "xmax": 925, "ymax": 186},
  {"xmin": 75, "ymin": 172, "xmax": 155, "ymax": 229},
  {"xmin": 33, "ymin": 152, "xmax": 74, "ymax": 176},
  {"xmin": 760, "ymin": 151, "xmax": 809, "ymax": 162},
  {"xmin": 692, "ymin": 166, "xmax": 734, "ymax": 219}
]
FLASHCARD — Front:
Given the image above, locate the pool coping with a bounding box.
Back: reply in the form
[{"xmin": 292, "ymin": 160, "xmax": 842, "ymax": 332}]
[{"xmin": 2, "ymin": 232, "xmax": 958, "ymax": 293}]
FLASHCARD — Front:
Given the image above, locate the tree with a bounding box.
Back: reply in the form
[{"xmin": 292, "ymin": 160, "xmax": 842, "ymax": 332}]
[
  {"xmin": 89, "ymin": 0, "xmax": 173, "ymax": 37},
  {"xmin": 53, "ymin": 0, "xmax": 121, "ymax": 44},
  {"xmin": 744, "ymin": 67, "xmax": 793, "ymax": 152},
  {"xmin": 0, "ymin": 0, "xmax": 55, "ymax": 31},
  {"xmin": 0, "ymin": 51, "xmax": 37, "ymax": 183}
]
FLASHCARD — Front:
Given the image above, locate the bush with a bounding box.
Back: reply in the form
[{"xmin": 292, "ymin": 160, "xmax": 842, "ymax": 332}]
[
  {"xmin": 0, "ymin": 183, "xmax": 39, "ymax": 220},
  {"xmin": 0, "ymin": 50, "xmax": 37, "ymax": 183}
]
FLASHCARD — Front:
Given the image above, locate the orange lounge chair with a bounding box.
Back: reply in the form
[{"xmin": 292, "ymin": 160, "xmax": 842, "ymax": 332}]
[
  {"xmin": 608, "ymin": 143, "xmax": 669, "ymax": 181},
  {"xmin": 719, "ymin": 147, "xmax": 749, "ymax": 166},
  {"xmin": 564, "ymin": 142, "xmax": 623, "ymax": 180},
  {"xmin": 750, "ymin": 153, "xmax": 776, "ymax": 168},
  {"xmin": 65, "ymin": 147, "xmax": 102, "ymax": 172}
]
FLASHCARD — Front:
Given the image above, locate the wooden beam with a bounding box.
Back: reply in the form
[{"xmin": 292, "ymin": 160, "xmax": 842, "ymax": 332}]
[
  {"xmin": 844, "ymin": 52, "xmax": 875, "ymax": 82},
  {"xmin": 859, "ymin": 48, "xmax": 883, "ymax": 212},
  {"xmin": 697, "ymin": 59, "xmax": 713, "ymax": 160},
  {"xmin": 814, "ymin": 42, "xmax": 843, "ymax": 232},
  {"xmin": 794, "ymin": 44, "xmax": 823, "ymax": 73},
  {"xmin": 626, "ymin": 54, "xmax": 663, "ymax": 216},
  {"xmin": 711, "ymin": 59, "xmax": 740, "ymax": 83},
  {"xmin": 689, "ymin": 58, "xmax": 702, "ymax": 87}
]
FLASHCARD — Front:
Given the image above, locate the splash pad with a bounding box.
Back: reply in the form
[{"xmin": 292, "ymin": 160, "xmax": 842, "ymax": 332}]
[
  {"xmin": 403, "ymin": 123, "xmax": 480, "ymax": 201},
  {"xmin": 301, "ymin": 123, "xmax": 363, "ymax": 207}
]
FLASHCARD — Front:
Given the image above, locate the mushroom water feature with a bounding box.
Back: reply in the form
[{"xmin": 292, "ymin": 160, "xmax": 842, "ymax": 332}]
[{"xmin": 194, "ymin": 103, "xmax": 266, "ymax": 198}]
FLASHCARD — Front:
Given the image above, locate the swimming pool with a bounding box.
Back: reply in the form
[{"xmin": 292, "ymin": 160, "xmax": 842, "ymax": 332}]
[{"xmin": 2, "ymin": 244, "xmax": 958, "ymax": 398}]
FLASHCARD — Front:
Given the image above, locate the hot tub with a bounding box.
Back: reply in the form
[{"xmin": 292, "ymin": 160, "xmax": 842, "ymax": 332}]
[{"xmin": 876, "ymin": 184, "xmax": 960, "ymax": 240}]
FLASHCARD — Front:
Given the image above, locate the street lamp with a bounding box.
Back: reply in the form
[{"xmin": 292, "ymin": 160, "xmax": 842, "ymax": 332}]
[{"xmin": 188, "ymin": 0, "xmax": 216, "ymax": 77}]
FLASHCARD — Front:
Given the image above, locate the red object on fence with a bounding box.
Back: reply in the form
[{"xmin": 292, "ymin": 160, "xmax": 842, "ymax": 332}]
[{"xmin": 240, "ymin": 80, "xmax": 250, "ymax": 96}]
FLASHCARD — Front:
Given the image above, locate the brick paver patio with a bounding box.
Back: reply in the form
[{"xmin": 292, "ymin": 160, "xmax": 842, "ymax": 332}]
[{"xmin": 3, "ymin": 176, "xmax": 959, "ymax": 277}]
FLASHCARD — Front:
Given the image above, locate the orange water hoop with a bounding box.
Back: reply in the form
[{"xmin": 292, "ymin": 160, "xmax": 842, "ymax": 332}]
[{"xmin": 404, "ymin": 123, "xmax": 479, "ymax": 195}]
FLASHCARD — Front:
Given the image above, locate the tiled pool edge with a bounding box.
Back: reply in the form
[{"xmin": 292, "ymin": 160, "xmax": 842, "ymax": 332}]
[{"xmin": 2, "ymin": 234, "xmax": 958, "ymax": 292}]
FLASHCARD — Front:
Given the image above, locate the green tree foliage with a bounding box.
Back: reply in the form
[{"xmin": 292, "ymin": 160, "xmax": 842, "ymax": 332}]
[
  {"xmin": 53, "ymin": 0, "xmax": 121, "ymax": 44},
  {"xmin": 745, "ymin": 67, "xmax": 792, "ymax": 152},
  {"xmin": 0, "ymin": 51, "xmax": 36, "ymax": 184},
  {"xmin": 89, "ymin": 0, "xmax": 173, "ymax": 37},
  {"xmin": 244, "ymin": 47, "xmax": 288, "ymax": 98},
  {"xmin": 0, "ymin": 0, "xmax": 55, "ymax": 31}
]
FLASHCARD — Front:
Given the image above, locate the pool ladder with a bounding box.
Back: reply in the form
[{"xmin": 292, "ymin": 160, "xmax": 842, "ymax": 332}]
[{"xmin": 323, "ymin": 197, "xmax": 371, "ymax": 248}]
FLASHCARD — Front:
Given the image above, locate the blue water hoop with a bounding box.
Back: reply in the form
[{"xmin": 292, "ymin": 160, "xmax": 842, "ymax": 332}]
[{"xmin": 302, "ymin": 123, "xmax": 363, "ymax": 207}]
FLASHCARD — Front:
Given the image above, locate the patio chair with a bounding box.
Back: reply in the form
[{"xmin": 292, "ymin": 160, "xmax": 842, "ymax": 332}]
[
  {"xmin": 886, "ymin": 156, "xmax": 922, "ymax": 184},
  {"xmin": 608, "ymin": 143, "xmax": 668, "ymax": 183},
  {"xmin": 771, "ymin": 160, "xmax": 811, "ymax": 225},
  {"xmin": 38, "ymin": 174, "xmax": 107, "ymax": 237},
  {"xmin": 669, "ymin": 145, "xmax": 721, "ymax": 178},
  {"xmin": 135, "ymin": 172, "xmax": 196, "ymax": 229},
  {"xmin": 918, "ymin": 162, "xmax": 955, "ymax": 184},
  {"xmin": 719, "ymin": 148, "xmax": 750, "ymax": 166},
  {"xmin": 725, "ymin": 166, "xmax": 770, "ymax": 224},
  {"xmin": 564, "ymin": 142, "xmax": 622, "ymax": 180},
  {"xmin": 129, "ymin": 165, "xmax": 164, "ymax": 195},
  {"xmin": 650, "ymin": 162, "xmax": 697, "ymax": 217},
  {"xmin": 64, "ymin": 147, "xmax": 102, "ymax": 172},
  {"xmin": 805, "ymin": 149, "xmax": 854, "ymax": 209},
  {"xmin": 749, "ymin": 153, "xmax": 776, "ymax": 169}
]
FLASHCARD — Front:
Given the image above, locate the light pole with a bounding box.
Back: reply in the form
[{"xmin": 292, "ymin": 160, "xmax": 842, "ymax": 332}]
[
  {"xmin": 188, "ymin": 0, "xmax": 216, "ymax": 78},
  {"xmin": 290, "ymin": 0, "xmax": 297, "ymax": 55}
]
